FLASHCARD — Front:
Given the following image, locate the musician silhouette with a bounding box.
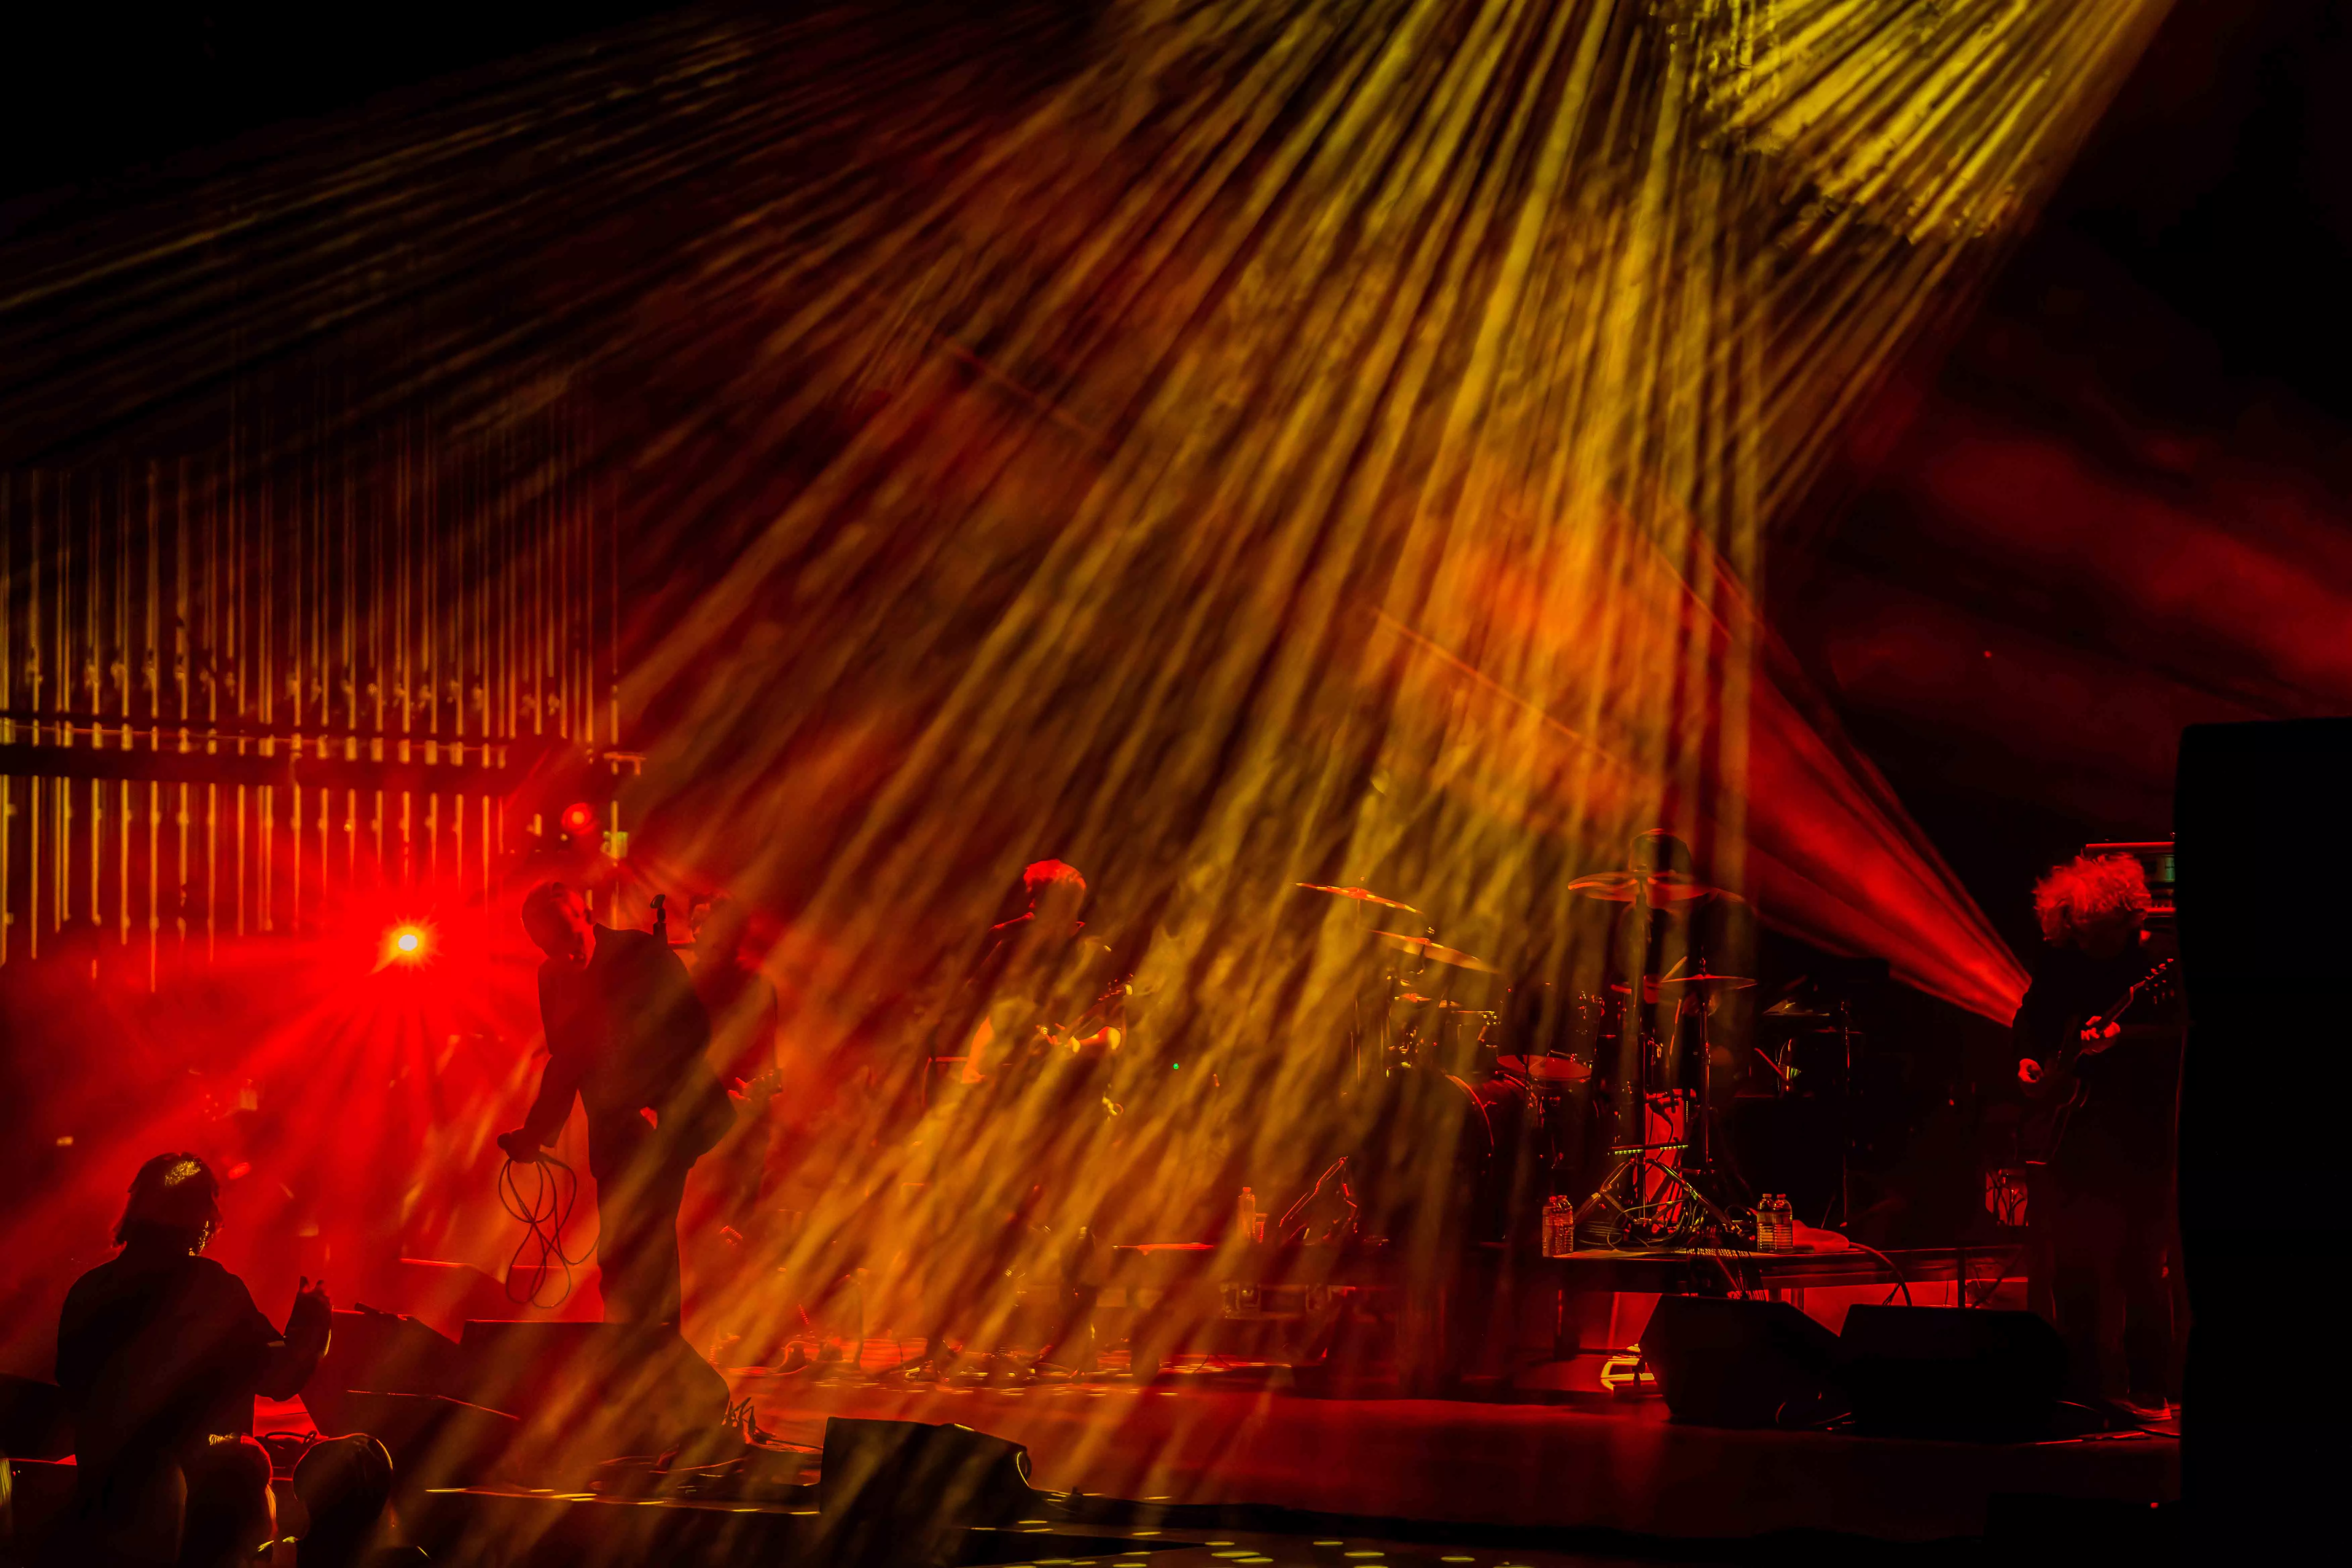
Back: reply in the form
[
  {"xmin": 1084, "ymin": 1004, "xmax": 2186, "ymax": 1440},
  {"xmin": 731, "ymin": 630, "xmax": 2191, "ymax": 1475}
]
[
  {"xmin": 2014, "ymin": 853, "xmax": 2180, "ymax": 1413},
  {"xmin": 498, "ymin": 883, "xmax": 729, "ymax": 1327},
  {"xmin": 917, "ymin": 859, "xmax": 1123, "ymax": 1374},
  {"xmin": 956, "ymin": 859, "xmax": 1122, "ymax": 1083}
]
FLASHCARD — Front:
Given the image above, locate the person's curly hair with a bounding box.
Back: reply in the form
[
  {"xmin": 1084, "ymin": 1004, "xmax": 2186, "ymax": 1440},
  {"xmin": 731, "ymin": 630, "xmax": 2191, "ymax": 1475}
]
[
  {"xmin": 115, "ymin": 1152, "xmax": 223, "ymax": 1247},
  {"xmin": 2032, "ymin": 854, "xmax": 2151, "ymax": 947},
  {"xmin": 1021, "ymin": 859, "xmax": 1087, "ymax": 898}
]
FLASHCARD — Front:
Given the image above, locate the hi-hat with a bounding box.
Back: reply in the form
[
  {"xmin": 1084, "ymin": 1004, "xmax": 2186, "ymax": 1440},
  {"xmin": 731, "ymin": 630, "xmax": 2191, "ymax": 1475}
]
[
  {"xmin": 1371, "ymin": 930, "xmax": 1500, "ymax": 973},
  {"xmin": 1395, "ymin": 991, "xmax": 1486, "ymax": 1010},
  {"xmin": 1297, "ymin": 882, "xmax": 1420, "ymax": 913},
  {"xmin": 1566, "ymin": 869, "xmax": 1734, "ymax": 904}
]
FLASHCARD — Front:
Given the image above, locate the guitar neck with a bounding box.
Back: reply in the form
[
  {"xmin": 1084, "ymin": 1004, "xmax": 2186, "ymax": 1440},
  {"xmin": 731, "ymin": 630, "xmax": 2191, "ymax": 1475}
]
[{"xmin": 2078, "ymin": 1022, "xmax": 2182, "ymax": 1055}]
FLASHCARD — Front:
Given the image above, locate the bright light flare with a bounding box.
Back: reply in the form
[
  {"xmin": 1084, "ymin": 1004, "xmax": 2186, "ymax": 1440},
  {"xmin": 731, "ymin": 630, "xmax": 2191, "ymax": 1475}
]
[{"xmin": 377, "ymin": 922, "xmax": 435, "ymax": 970}]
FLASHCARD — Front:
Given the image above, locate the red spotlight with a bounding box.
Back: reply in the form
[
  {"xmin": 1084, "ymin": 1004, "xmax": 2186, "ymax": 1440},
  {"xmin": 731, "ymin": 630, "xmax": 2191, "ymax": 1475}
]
[
  {"xmin": 379, "ymin": 922, "xmax": 432, "ymax": 969},
  {"xmin": 559, "ymin": 801, "xmax": 598, "ymax": 837}
]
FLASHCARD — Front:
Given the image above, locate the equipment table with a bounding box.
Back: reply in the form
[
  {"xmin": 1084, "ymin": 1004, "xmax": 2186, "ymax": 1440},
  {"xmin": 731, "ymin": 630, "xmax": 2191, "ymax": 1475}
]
[{"xmin": 1531, "ymin": 1242, "xmax": 2027, "ymax": 1296}]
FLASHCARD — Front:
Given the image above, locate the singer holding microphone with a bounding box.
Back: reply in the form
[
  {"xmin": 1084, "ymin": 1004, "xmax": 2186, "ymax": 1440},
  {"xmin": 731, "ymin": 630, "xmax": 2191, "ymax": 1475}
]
[{"xmin": 497, "ymin": 883, "xmax": 732, "ymax": 1327}]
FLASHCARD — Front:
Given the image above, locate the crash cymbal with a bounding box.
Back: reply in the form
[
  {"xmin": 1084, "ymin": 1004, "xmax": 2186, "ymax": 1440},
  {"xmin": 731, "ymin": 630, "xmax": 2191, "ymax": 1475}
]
[
  {"xmin": 1297, "ymin": 882, "xmax": 1421, "ymax": 914},
  {"xmin": 1763, "ymin": 996, "xmax": 1832, "ymax": 1019},
  {"xmin": 1608, "ymin": 967, "xmax": 1756, "ymax": 1003},
  {"xmin": 1499, "ymin": 1053, "xmax": 1592, "ymax": 1085},
  {"xmin": 1566, "ymin": 869, "xmax": 1733, "ymax": 904},
  {"xmin": 1651, "ymin": 967, "xmax": 1755, "ymax": 995},
  {"xmin": 1372, "ymin": 930, "xmax": 1501, "ymax": 974}
]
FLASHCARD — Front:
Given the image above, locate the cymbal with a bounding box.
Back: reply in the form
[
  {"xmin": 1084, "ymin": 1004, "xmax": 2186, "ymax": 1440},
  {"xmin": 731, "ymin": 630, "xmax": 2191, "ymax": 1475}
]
[
  {"xmin": 1566, "ymin": 869, "xmax": 1732, "ymax": 904},
  {"xmin": 1652, "ymin": 967, "xmax": 1755, "ymax": 995},
  {"xmin": 1297, "ymin": 882, "xmax": 1420, "ymax": 914},
  {"xmin": 1499, "ymin": 1053, "xmax": 1592, "ymax": 1084},
  {"xmin": 1609, "ymin": 967, "xmax": 1757, "ymax": 1002},
  {"xmin": 1763, "ymin": 997, "xmax": 1831, "ymax": 1019},
  {"xmin": 1371, "ymin": 930, "xmax": 1500, "ymax": 973},
  {"xmin": 1394, "ymin": 991, "xmax": 1487, "ymax": 1011}
]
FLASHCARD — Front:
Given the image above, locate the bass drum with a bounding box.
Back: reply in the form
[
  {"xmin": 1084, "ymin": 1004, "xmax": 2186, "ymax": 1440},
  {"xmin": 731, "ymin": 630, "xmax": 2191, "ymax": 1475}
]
[{"xmin": 1482, "ymin": 1062, "xmax": 1605, "ymax": 1237}]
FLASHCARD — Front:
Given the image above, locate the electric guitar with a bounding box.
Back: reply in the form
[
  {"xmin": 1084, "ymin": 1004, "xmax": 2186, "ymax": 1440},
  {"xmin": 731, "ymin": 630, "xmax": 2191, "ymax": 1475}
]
[
  {"xmin": 962, "ymin": 979, "xmax": 1131, "ymax": 1111},
  {"xmin": 2020, "ymin": 957, "xmax": 2179, "ymax": 1167}
]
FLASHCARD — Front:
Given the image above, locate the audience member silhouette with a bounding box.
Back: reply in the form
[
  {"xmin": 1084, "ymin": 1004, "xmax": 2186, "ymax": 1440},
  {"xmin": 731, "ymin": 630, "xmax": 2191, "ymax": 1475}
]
[{"xmin": 52, "ymin": 1152, "xmax": 331, "ymax": 1566}]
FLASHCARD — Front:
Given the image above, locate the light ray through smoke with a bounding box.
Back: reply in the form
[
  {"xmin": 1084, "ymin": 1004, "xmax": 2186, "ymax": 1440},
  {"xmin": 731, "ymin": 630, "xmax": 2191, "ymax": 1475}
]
[{"xmin": 0, "ymin": 0, "xmax": 2167, "ymax": 1514}]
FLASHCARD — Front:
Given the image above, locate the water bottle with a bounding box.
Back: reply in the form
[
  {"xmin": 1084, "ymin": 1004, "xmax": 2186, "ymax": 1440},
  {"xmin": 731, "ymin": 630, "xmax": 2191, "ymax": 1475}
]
[
  {"xmin": 1757, "ymin": 1194, "xmax": 1794, "ymax": 1252},
  {"xmin": 1542, "ymin": 1194, "xmax": 1576, "ymax": 1257}
]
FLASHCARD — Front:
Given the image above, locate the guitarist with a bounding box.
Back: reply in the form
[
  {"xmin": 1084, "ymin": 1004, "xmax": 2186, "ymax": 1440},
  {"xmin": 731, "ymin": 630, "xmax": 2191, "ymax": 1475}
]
[
  {"xmin": 915, "ymin": 858, "xmax": 1127, "ymax": 1374},
  {"xmin": 957, "ymin": 858, "xmax": 1125, "ymax": 1084},
  {"xmin": 2013, "ymin": 853, "xmax": 2181, "ymax": 1415}
]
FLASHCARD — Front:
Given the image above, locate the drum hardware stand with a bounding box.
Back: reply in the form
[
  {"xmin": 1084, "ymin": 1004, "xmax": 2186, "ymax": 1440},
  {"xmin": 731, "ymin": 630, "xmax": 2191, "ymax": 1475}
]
[
  {"xmin": 1572, "ymin": 1134, "xmax": 1745, "ymax": 1239},
  {"xmin": 1567, "ymin": 867, "xmax": 1753, "ymax": 1247},
  {"xmin": 1375, "ymin": 934, "xmax": 1430, "ymax": 1078},
  {"xmin": 1575, "ymin": 879, "xmax": 1702, "ymax": 1243},
  {"xmin": 1833, "ymin": 995, "xmax": 1855, "ymax": 1230}
]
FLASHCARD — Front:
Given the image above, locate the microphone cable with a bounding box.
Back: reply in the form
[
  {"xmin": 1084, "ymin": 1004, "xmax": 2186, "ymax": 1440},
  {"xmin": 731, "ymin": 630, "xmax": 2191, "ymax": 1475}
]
[{"xmin": 499, "ymin": 1149, "xmax": 588, "ymax": 1308}]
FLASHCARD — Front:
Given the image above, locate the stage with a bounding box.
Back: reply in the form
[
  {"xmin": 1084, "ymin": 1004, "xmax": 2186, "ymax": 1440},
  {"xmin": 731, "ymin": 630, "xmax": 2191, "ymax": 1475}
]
[
  {"xmin": 219, "ymin": 1240, "xmax": 2170, "ymax": 1551},
  {"xmin": 731, "ymin": 1360, "xmax": 2176, "ymax": 1548}
]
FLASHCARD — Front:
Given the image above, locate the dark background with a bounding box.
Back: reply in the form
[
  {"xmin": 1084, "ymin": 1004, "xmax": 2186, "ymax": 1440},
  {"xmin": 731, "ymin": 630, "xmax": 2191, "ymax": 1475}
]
[
  {"xmin": 1774, "ymin": 0, "xmax": 2352, "ymax": 962},
  {"xmin": 2, "ymin": 5, "xmax": 695, "ymax": 226}
]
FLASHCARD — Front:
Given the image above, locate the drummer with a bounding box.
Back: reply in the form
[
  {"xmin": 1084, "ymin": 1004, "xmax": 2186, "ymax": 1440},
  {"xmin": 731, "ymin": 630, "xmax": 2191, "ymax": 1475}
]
[{"xmin": 1554, "ymin": 831, "xmax": 1754, "ymax": 1159}]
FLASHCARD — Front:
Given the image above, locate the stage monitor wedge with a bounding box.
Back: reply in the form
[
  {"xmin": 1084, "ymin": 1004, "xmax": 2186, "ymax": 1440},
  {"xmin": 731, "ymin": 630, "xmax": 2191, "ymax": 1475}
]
[
  {"xmin": 1640, "ymin": 1295, "xmax": 1843, "ymax": 1428},
  {"xmin": 1839, "ymin": 1305, "xmax": 2063, "ymax": 1441},
  {"xmin": 818, "ymin": 1417, "xmax": 1038, "ymax": 1566},
  {"xmin": 300, "ymin": 1307, "xmax": 462, "ymax": 1440}
]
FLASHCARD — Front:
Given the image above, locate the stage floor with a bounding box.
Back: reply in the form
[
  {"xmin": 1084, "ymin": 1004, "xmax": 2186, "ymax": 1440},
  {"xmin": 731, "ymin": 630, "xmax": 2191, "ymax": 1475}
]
[{"xmin": 730, "ymin": 1350, "xmax": 2179, "ymax": 1546}]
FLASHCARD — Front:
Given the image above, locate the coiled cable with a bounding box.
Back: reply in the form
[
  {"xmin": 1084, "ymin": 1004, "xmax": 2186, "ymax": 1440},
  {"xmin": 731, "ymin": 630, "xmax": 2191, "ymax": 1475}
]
[{"xmin": 499, "ymin": 1150, "xmax": 589, "ymax": 1308}]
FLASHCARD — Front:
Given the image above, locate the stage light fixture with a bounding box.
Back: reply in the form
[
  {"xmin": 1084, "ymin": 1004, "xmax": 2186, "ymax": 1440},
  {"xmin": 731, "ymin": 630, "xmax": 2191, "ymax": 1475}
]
[
  {"xmin": 560, "ymin": 801, "xmax": 598, "ymax": 837},
  {"xmin": 378, "ymin": 921, "xmax": 433, "ymax": 970}
]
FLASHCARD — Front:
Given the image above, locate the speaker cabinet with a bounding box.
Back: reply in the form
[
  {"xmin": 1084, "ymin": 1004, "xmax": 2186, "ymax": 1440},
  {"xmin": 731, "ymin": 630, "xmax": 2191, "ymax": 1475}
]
[
  {"xmin": 301, "ymin": 1308, "xmax": 461, "ymax": 1440},
  {"xmin": 1839, "ymin": 1305, "xmax": 2063, "ymax": 1441},
  {"xmin": 0, "ymin": 1373, "xmax": 70, "ymax": 1460},
  {"xmin": 323, "ymin": 1391, "xmax": 522, "ymax": 1490},
  {"xmin": 1640, "ymin": 1295, "xmax": 1843, "ymax": 1428},
  {"xmin": 817, "ymin": 1417, "xmax": 1036, "ymax": 1564}
]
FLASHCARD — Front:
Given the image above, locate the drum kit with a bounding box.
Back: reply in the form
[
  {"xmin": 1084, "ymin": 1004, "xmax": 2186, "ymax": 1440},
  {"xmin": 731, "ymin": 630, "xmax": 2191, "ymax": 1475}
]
[{"xmin": 1294, "ymin": 856, "xmax": 1759, "ymax": 1249}]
